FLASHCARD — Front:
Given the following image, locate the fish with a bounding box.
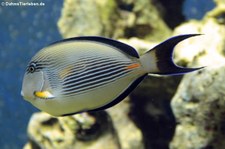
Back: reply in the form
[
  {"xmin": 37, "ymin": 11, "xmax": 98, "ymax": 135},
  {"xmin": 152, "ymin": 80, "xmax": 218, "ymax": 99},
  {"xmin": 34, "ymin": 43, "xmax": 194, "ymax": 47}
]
[{"xmin": 21, "ymin": 34, "xmax": 203, "ymax": 116}]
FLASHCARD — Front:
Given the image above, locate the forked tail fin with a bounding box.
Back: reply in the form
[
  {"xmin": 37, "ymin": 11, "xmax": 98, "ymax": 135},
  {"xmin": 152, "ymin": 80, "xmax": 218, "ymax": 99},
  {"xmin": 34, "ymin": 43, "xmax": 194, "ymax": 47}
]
[{"xmin": 140, "ymin": 34, "xmax": 204, "ymax": 75}]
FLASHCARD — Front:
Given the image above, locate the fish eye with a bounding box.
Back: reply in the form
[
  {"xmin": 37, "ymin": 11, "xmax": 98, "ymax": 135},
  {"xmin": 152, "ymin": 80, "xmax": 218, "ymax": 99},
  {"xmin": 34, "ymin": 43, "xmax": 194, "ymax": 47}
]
[{"xmin": 27, "ymin": 63, "xmax": 36, "ymax": 73}]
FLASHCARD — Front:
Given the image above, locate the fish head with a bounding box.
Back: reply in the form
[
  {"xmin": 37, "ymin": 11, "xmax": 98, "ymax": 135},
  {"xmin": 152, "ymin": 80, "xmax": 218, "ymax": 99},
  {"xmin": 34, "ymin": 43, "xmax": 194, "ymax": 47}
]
[{"xmin": 21, "ymin": 62, "xmax": 45, "ymax": 101}]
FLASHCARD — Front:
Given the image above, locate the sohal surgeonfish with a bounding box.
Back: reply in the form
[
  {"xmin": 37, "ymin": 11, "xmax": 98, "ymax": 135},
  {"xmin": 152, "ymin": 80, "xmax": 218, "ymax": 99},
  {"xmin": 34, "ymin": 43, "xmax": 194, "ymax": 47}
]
[{"xmin": 21, "ymin": 34, "xmax": 203, "ymax": 116}]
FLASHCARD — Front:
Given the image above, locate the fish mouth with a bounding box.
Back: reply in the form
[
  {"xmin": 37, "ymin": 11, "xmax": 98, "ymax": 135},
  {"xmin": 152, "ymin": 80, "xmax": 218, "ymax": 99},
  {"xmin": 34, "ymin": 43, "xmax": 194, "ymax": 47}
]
[
  {"xmin": 21, "ymin": 90, "xmax": 24, "ymax": 97},
  {"xmin": 21, "ymin": 90, "xmax": 36, "ymax": 101}
]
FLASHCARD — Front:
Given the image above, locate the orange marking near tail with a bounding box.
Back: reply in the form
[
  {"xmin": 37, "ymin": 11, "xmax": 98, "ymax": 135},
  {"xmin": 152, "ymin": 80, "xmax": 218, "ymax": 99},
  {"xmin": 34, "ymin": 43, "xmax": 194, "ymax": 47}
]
[{"xmin": 126, "ymin": 63, "xmax": 141, "ymax": 70}]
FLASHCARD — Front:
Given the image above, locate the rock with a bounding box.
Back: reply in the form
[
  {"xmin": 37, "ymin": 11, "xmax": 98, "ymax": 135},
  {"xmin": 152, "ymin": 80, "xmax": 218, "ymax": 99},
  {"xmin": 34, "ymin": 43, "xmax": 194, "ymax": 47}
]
[
  {"xmin": 107, "ymin": 98, "xmax": 144, "ymax": 149},
  {"xmin": 117, "ymin": 0, "xmax": 172, "ymax": 40},
  {"xmin": 58, "ymin": 0, "xmax": 171, "ymax": 40},
  {"xmin": 24, "ymin": 99, "xmax": 144, "ymax": 149},
  {"xmin": 129, "ymin": 75, "xmax": 180, "ymax": 149},
  {"xmin": 170, "ymin": 4, "xmax": 225, "ymax": 149},
  {"xmin": 24, "ymin": 112, "xmax": 120, "ymax": 149},
  {"xmin": 58, "ymin": 0, "xmax": 119, "ymax": 38},
  {"xmin": 170, "ymin": 65, "xmax": 225, "ymax": 149},
  {"xmin": 173, "ymin": 6, "xmax": 225, "ymax": 67}
]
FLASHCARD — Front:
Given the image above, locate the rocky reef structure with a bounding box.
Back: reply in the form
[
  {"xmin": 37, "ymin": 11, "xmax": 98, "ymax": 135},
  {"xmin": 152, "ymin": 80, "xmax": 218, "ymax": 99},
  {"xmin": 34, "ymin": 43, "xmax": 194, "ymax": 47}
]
[
  {"xmin": 57, "ymin": 0, "xmax": 171, "ymax": 40},
  {"xmin": 24, "ymin": 0, "xmax": 225, "ymax": 149},
  {"xmin": 170, "ymin": 1, "xmax": 225, "ymax": 149}
]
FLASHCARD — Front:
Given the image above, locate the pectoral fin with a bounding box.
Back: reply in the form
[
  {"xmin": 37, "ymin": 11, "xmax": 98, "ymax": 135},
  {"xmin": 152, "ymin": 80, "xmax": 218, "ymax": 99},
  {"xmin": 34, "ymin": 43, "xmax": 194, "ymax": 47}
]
[{"xmin": 34, "ymin": 91, "xmax": 55, "ymax": 99}]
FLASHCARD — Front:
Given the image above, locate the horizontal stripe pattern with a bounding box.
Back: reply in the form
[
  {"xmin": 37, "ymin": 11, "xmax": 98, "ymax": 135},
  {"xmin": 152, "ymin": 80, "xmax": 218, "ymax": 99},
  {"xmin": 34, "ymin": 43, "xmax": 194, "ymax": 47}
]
[
  {"xmin": 63, "ymin": 59, "xmax": 128, "ymax": 83},
  {"xmin": 61, "ymin": 56, "xmax": 134, "ymax": 96},
  {"xmin": 63, "ymin": 71, "xmax": 129, "ymax": 95},
  {"xmin": 28, "ymin": 41, "xmax": 140, "ymax": 97}
]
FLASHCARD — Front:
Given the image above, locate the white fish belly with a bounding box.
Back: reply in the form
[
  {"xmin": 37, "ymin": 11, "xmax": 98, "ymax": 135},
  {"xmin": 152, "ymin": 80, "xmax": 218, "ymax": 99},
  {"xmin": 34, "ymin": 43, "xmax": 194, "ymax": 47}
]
[{"xmin": 33, "ymin": 72, "xmax": 140, "ymax": 116}]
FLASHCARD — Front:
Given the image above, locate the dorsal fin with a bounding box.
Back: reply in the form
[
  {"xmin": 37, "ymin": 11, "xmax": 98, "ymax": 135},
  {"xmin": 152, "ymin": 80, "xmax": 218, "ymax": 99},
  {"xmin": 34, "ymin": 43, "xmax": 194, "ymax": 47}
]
[{"xmin": 49, "ymin": 36, "xmax": 139, "ymax": 58}]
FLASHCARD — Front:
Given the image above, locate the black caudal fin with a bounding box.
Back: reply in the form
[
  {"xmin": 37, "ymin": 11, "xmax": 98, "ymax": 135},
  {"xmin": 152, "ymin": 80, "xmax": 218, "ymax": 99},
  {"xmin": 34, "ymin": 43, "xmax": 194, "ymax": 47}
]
[{"xmin": 140, "ymin": 34, "xmax": 204, "ymax": 75}]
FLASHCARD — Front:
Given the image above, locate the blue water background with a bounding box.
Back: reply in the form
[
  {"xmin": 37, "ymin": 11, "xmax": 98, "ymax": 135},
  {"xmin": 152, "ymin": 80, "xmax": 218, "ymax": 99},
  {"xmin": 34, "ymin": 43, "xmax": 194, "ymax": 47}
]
[
  {"xmin": 0, "ymin": 0, "xmax": 62, "ymax": 148},
  {"xmin": 0, "ymin": 0, "xmax": 215, "ymax": 148},
  {"xmin": 183, "ymin": 0, "xmax": 215, "ymax": 20}
]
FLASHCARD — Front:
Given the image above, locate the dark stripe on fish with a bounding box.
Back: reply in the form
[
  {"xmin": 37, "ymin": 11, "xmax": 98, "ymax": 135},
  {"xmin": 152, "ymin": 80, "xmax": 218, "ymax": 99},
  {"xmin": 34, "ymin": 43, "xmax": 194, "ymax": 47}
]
[
  {"xmin": 62, "ymin": 70, "xmax": 130, "ymax": 96},
  {"xmin": 67, "ymin": 71, "xmax": 130, "ymax": 94},
  {"xmin": 62, "ymin": 57, "xmax": 131, "ymax": 83},
  {"xmin": 60, "ymin": 53, "xmax": 135, "ymax": 95},
  {"xmin": 62, "ymin": 65, "xmax": 127, "ymax": 90},
  {"xmin": 62, "ymin": 61, "xmax": 128, "ymax": 87},
  {"xmin": 62, "ymin": 58, "xmax": 117, "ymax": 82}
]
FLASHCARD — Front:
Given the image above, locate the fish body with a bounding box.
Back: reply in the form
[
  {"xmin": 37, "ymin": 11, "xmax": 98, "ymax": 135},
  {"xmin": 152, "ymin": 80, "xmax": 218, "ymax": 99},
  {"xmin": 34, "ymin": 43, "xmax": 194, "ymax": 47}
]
[{"xmin": 21, "ymin": 34, "xmax": 202, "ymax": 116}]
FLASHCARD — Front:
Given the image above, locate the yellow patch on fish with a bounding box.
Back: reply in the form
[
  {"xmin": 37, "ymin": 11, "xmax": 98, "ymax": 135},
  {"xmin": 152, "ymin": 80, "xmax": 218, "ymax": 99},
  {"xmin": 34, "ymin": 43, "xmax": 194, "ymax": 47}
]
[
  {"xmin": 58, "ymin": 62, "xmax": 86, "ymax": 79},
  {"xmin": 58, "ymin": 65, "xmax": 74, "ymax": 79},
  {"xmin": 34, "ymin": 91, "xmax": 54, "ymax": 99}
]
